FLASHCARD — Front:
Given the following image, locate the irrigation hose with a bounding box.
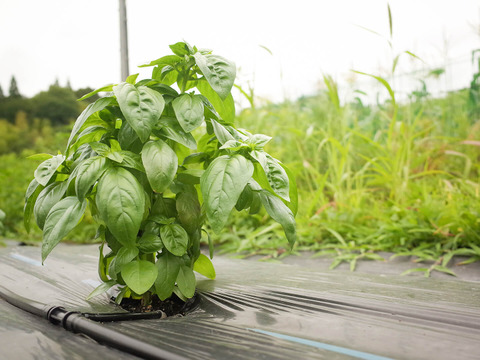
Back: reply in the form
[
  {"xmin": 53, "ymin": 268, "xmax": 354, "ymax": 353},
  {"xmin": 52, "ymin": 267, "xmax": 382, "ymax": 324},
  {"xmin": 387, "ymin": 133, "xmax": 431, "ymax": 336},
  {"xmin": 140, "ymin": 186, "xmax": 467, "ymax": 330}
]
[{"xmin": 0, "ymin": 287, "xmax": 188, "ymax": 360}]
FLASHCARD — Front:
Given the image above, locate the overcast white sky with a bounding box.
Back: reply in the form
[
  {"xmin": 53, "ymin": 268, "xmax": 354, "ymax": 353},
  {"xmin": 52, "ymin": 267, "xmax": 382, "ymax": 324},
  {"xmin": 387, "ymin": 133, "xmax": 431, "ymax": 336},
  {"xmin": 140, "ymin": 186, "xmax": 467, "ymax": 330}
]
[{"xmin": 0, "ymin": 0, "xmax": 479, "ymax": 103}]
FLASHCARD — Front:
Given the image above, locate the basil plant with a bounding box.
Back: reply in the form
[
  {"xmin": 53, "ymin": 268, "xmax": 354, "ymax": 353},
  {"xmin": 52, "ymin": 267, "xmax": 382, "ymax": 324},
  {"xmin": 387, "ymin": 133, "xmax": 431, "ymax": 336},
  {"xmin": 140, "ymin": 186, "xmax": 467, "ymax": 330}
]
[{"xmin": 24, "ymin": 41, "xmax": 297, "ymax": 304}]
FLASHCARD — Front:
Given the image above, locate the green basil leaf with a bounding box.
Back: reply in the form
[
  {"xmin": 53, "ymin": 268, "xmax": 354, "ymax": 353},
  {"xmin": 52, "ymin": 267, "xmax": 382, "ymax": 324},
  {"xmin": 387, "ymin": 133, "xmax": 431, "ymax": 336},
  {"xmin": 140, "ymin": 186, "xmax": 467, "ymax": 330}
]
[
  {"xmin": 151, "ymin": 196, "xmax": 177, "ymax": 219},
  {"xmin": 66, "ymin": 97, "xmax": 114, "ymax": 151},
  {"xmin": 235, "ymin": 184, "xmax": 253, "ymax": 211},
  {"xmin": 139, "ymin": 55, "xmax": 182, "ymax": 68},
  {"xmin": 251, "ymin": 150, "xmax": 290, "ymax": 202},
  {"xmin": 72, "ymin": 126, "xmax": 108, "ymax": 151},
  {"xmin": 197, "ymin": 80, "xmax": 235, "ymax": 123},
  {"xmin": 176, "ymin": 192, "xmax": 201, "ymax": 234},
  {"xmin": 42, "ymin": 196, "xmax": 87, "ymax": 262},
  {"xmin": 172, "ymin": 94, "xmax": 205, "ymax": 133},
  {"xmin": 105, "ymin": 227, "xmax": 123, "ymax": 253},
  {"xmin": 193, "ymin": 253, "xmax": 216, "ymax": 279},
  {"xmin": 121, "ymin": 260, "xmax": 158, "ymax": 295},
  {"xmin": 98, "ymin": 239, "xmax": 110, "ymax": 282},
  {"xmin": 210, "ymin": 119, "xmax": 235, "ymax": 145},
  {"xmin": 248, "ymin": 191, "xmax": 262, "ymax": 215},
  {"xmin": 148, "ymin": 83, "xmax": 179, "ymax": 97},
  {"xmin": 114, "ymin": 246, "xmax": 139, "ymax": 274},
  {"xmin": 126, "ymin": 73, "xmax": 139, "ymax": 84},
  {"xmin": 258, "ymin": 190, "xmax": 296, "ymax": 248},
  {"xmin": 24, "ymin": 179, "xmax": 43, "ymax": 233},
  {"xmin": 160, "ymin": 223, "xmax": 188, "ymax": 256},
  {"xmin": 96, "ymin": 167, "xmax": 145, "ymax": 247},
  {"xmin": 86, "ymin": 280, "xmax": 116, "ymax": 300},
  {"xmin": 34, "ymin": 155, "xmax": 65, "ymax": 186},
  {"xmin": 200, "ymin": 155, "xmax": 254, "ymax": 233},
  {"xmin": 281, "ymin": 163, "xmax": 298, "ymax": 216},
  {"xmin": 176, "ymin": 264, "xmax": 196, "ymax": 298},
  {"xmin": 137, "ymin": 233, "xmax": 163, "ymax": 253},
  {"xmin": 114, "ymin": 83, "xmax": 165, "ymax": 142},
  {"xmin": 27, "ymin": 153, "xmax": 53, "ymax": 162},
  {"xmin": 89, "ymin": 142, "xmax": 111, "ymax": 157},
  {"xmin": 75, "ymin": 156, "xmax": 110, "ymax": 199},
  {"xmin": 156, "ymin": 117, "xmax": 197, "ymax": 149},
  {"xmin": 154, "ymin": 252, "xmax": 180, "ymax": 300},
  {"xmin": 117, "ymin": 151, "xmax": 144, "ymax": 172},
  {"xmin": 247, "ymin": 134, "xmax": 272, "ymax": 149},
  {"xmin": 177, "ymin": 169, "xmax": 204, "ymax": 185},
  {"xmin": 34, "ymin": 182, "xmax": 68, "ymax": 230},
  {"xmin": 78, "ymin": 84, "xmax": 114, "ymax": 101},
  {"xmin": 153, "ymin": 66, "xmax": 178, "ymax": 86},
  {"xmin": 141, "ymin": 140, "xmax": 178, "ymax": 193},
  {"xmin": 169, "ymin": 42, "xmax": 190, "ymax": 56},
  {"xmin": 107, "ymin": 151, "xmax": 124, "ymax": 163},
  {"xmin": 193, "ymin": 53, "xmax": 236, "ymax": 100},
  {"xmin": 118, "ymin": 121, "xmax": 141, "ymax": 151},
  {"xmin": 202, "ymin": 229, "xmax": 214, "ymax": 259}
]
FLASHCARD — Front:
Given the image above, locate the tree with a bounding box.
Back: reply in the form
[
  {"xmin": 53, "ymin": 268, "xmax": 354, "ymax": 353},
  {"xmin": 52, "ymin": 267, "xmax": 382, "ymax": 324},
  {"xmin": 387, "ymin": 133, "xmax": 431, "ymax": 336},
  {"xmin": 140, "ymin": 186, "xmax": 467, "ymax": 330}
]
[
  {"xmin": 31, "ymin": 84, "xmax": 80, "ymax": 125},
  {"xmin": 9, "ymin": 76, "xmax": 21, "ymax": 98},
  {"xmin": 75, "ymin": 87, "xmax": 100, "ymax": 104},
  {"xmin": 0, "ymin": 85, "xmax": 4, "ymax": 100}
]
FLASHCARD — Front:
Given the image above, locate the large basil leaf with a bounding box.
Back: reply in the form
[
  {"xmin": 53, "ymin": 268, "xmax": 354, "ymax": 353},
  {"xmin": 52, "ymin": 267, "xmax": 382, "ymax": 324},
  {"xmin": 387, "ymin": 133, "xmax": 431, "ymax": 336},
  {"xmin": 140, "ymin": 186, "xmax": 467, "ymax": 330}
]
[
  {"xmin": 114, "ymin": 83, "xmax": 165, "ymax": 142},
  {"xmin": 121, "ymin": 260, "xmax": 158, "ymax": 295},
  {"xmin": 172, "ymin": 94, "xmax": 205, "ymax": 132},
  {"xmin": 176, "ymin": 264, "xmax": 196, "ymax": 298},
  {"xmin": 75, "ymin": 156, "xmax": 110, "ymax": 199},
  {"xmin": 200, "ymin": 155, "xmax": 254, "ymax": 233},
  {"xmin": 250, "ymin": 150, "xmax": 290, "ymax": 202},
  {"xmin": 42, "ymin": 196, "xmax": 87, "ymax": 262},
  {"xmin": 154, "ymin": 252, "xmax": 181, "ymax": 300},
  {"xmin": 34, "ymin": 155, "xmax": 65, "ymax": 186},
  {"xmin": 141, "ymin": 140, "xmax": 178, "ymax": 193},
  {"xmin": 34, "ymin": 182, "xmax": 68, "ymax": 230},
  {"xmin": 66, "ymin": 97, "xmax": 114, "ymax": 151},
  {"xmin": 160, "ymin": 223, "xmax": 188, "ymax": 256},
  {"xmin": 96, "ymin": 167, "xmax": 145, "ymax": 247},
  {"xmin": 258, "ymin": 190, "xmax": 296, "ymax": 247},
  {"xmin": 193, "ymin": 53, "xmax": 236, "ymax": 100},
  {"xmin": 156, "ymin": 117, "xmax": 196, "ymax": 149},
  {"xmin": 197, "ymin": 80, "xmax": 235, "ymax": 123}
]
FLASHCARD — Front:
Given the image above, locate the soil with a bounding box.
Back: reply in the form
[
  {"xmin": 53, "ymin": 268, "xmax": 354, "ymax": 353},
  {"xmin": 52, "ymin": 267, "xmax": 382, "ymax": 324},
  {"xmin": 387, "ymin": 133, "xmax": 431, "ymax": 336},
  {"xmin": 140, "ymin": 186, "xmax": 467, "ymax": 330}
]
[{"xmin": 118, "ymin": 293, "xmax": 199, "ymax": 317}]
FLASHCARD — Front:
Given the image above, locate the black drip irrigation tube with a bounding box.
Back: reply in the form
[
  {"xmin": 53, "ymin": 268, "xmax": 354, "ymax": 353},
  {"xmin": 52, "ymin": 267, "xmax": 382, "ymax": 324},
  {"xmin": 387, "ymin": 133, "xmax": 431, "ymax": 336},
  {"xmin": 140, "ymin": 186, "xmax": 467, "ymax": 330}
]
[{"xmin": 0, "ymin": 287, "xmax": 188, "ymax": 360}]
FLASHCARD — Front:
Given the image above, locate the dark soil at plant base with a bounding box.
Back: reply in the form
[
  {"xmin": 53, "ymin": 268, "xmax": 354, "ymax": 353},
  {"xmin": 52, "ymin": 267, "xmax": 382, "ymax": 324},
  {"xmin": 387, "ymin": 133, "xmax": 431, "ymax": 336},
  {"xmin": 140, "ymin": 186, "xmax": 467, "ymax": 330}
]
[{"xmin": 119, "ymin": 293, "xmax": 199, "ymax": 317}]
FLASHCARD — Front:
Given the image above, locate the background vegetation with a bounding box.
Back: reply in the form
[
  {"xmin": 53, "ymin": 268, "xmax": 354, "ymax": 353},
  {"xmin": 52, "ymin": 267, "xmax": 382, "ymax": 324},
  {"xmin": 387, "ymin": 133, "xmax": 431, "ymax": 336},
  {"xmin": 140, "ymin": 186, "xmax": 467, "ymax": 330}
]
[{"xmin": 0, "ymin": 55, "xmax": 479, "ymax": 275}]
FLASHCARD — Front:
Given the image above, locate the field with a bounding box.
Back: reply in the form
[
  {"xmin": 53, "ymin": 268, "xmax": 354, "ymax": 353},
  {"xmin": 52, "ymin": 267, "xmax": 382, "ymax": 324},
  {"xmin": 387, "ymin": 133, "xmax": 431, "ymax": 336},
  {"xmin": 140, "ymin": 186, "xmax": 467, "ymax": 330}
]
[{"xmin": 0, "ymin": 68, "xmax": 479, "ymax": 276}]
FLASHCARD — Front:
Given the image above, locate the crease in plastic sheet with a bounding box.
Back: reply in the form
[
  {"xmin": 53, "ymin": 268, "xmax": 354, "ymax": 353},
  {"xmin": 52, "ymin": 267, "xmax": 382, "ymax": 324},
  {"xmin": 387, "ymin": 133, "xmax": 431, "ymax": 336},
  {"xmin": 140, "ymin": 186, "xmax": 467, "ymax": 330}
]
[{"xmin": 0, "ymin": 243, "xmax": 479, "ymax": 360}]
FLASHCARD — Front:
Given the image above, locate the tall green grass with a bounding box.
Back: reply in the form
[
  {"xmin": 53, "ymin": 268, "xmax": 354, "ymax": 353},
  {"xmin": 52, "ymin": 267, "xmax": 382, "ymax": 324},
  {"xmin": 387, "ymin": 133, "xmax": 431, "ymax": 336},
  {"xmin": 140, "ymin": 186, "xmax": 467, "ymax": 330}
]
[{"xmin": 222, "ymin": 75, "xmax": 480, "ymax": 274}]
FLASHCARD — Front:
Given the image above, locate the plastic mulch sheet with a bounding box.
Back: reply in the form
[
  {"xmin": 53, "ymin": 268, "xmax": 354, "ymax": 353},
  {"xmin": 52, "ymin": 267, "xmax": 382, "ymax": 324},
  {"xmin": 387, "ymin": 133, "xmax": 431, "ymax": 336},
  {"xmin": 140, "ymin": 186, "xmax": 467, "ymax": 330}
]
[{"xmin": 0, "ymin": 242, "xmax": 479, "ymax": 360}]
